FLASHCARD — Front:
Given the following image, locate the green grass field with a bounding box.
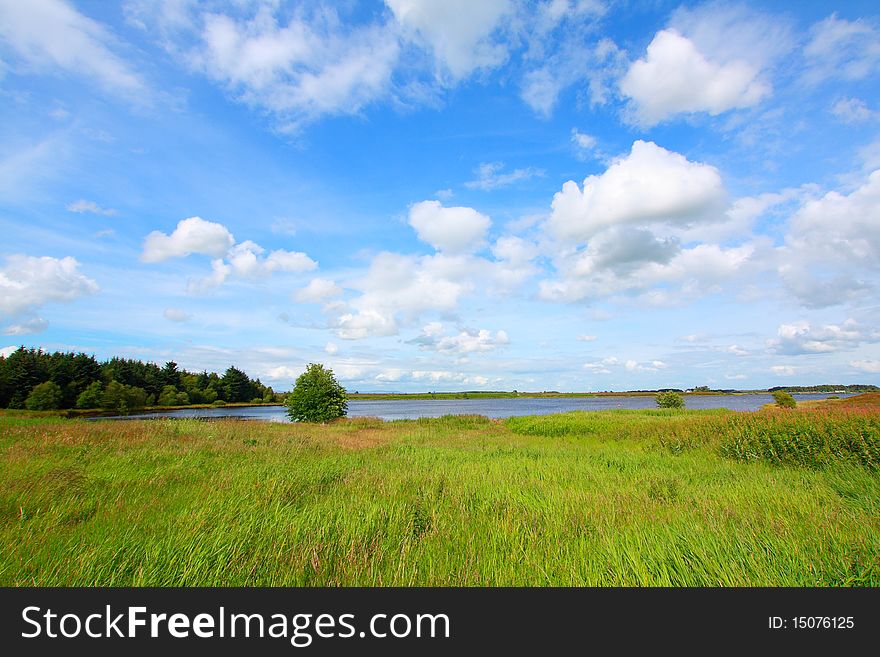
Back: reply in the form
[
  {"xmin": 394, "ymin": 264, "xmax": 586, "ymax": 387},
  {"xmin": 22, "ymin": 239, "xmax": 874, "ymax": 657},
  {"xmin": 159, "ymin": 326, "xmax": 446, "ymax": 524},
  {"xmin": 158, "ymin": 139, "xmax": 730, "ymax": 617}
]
[{"xmin": 2, "ymin": 395, "xmax": 879, "ymax": 586}]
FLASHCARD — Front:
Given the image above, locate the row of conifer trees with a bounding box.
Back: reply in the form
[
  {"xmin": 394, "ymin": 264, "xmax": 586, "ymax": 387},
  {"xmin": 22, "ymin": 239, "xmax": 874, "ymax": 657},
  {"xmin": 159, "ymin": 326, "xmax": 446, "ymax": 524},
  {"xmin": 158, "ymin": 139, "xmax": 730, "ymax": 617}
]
[{"xmin": 0, "ymin": 347, "xmax": 277, "ymax": 411}]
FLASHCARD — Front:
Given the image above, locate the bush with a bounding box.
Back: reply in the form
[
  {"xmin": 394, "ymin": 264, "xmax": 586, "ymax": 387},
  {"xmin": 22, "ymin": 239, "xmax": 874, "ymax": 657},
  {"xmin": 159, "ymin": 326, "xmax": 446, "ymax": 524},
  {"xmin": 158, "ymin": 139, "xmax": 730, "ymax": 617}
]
[
  {"xmin": 76, "ymin": 381, "xmax": 104, "ymax": 409},
  {"xmin": 656, "ymin": 391, "xmax": 685, "ymax": 409},
  {"xmin": 100, "ymin": 381, "xmax": 148, "ymax": 413},
  {"xmin": 25, "ymin": 381, "xmax": 63, "ymax": 410},
  {"xmin": 211, "ymin": 399, "xmax": 226, "ymax": 407},
  {"xmin": 772, "ymin": 390, "xmax": 797, "ymax": 409},
  {"xmin": 286, "ymin": 363, "xmax": 347, "ymax": 423}
]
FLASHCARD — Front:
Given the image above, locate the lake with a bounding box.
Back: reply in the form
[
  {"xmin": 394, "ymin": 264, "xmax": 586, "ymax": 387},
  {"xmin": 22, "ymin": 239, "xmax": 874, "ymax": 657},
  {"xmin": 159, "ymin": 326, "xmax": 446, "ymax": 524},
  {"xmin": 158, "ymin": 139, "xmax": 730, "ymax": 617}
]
[{"xmin": 100, "ymin": 393, "xmax": 850, "ymax": 422}]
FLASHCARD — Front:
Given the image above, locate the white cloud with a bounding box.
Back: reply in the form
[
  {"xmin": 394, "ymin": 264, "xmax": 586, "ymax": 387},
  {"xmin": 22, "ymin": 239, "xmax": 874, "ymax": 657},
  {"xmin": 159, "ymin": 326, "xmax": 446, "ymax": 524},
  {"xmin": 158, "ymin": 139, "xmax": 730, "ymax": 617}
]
[
  {"xmin": 411, "ymin": 322, "xmax": 509, "ymax": 355},
  {"xmin": 767, "ymin": 319, "xmax": 879, "ymax": 355},
  {"xmin": 770, "ymin": 365, "xmax": 797, "ymax": 377},
  {"xmin": 547, "ymin": 140, "xmax": 725, "ymax": 242},
  {"xmin": 0, "ymin": 0, "xmax": 146, "ymax": 98},
  {"xmin": 334, "ymin": 308, "xmax": 398, "ymax": 340},
  {"xmin": 142, "ymin": 216, "xmax": 235, "ymax": 263},
  {"xmin": 226, "ymin": 240, "xmax": 316, "ymax": 278},
  {"xmin": 324, "ymin": 341, "xmax": 339, "ymax": 355},
  {"xmin": 538, "ymin": 238, "xmax": 755, "ymax": 304},
  {"xmin": 583, "ymin": 356, "xmax": 618, "ymax": 374},
  {"xmin": 727, "ymin": 344, "xmax": 748, "ymax": 356},
  {"xmin": 186, "ymin": 259, "xmax": 231, "ymax": 296},
  {"xmin": 328, "ymin": 252, "xmax": 476, "ymax": 339},
  {"xmin": 571, "ymin": 129, "xmax": 600, "ymax": 160},
  {"xmin": 0, "ymin": 254, "xmax": 98, "ymax": 317},
  {"xmin": 831, "ymin": 97, "xmax": 878, "ymax": 123},
  {"xmin": 464, "ymin": 162, "xmax": 543, "ymax": 191},
  {"xmin": 163, "ymin": 308, "xmax": 191, "ymax": 322},
  {"xmin": 803, "ymin": 14, "xmax": 880, "ymax": 84},
  {"xmin": 625, "ymin": 359, "xmax": 667, "ymax": 372},
  {"xmin": 66, "ymin": 199, "xmax": 117, "ymax": 216},
  {"xmin": 4, "ymin": 317, "xmax": 49, "ymax": 335},
  {"xmin": 850, "ymin": 360, "xmax": 880, "ymax": 374},
  {"xmin": 780, "ymin": 170, "xmax": 880, "ymax": 307},
  {"xmin": 0, "ymin": 345, "xmax": 18, "ymax": 358},
  {"xmin": 577, "ymin": 334, "xmax": 598, "ymax": 342},
  {"xmin": 200, "ymin": 7, "xmax": 400, "ymax": 130},
  {"xmin": 386, "ymin": 0, "xmax": 513, "ymax": 81},
  {"xmin": 295, "ymin": 277, "xmax": 343, "ymax": 303},
  {"xmin": 143, "ymin": 219, "xmax": 316, "ymax": 294},
  {"xmin": 408, "ymin": 200, "xmax": 491, "ymax": 254},
  {"xmin": 520, "ymin": 30, "xmax": 626, "ymax": 116},
  {"xmin": 620, "ymin": 28, "xmax": 770, "ymax": 125}
]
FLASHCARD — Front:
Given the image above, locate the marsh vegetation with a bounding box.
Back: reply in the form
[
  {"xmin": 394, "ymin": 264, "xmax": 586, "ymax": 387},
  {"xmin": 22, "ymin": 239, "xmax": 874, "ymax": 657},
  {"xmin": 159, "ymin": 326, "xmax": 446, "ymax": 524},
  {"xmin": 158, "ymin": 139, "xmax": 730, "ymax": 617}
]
[{"xmin": 2, "ymin": 395, "xmax": 878, "ymax": 586}]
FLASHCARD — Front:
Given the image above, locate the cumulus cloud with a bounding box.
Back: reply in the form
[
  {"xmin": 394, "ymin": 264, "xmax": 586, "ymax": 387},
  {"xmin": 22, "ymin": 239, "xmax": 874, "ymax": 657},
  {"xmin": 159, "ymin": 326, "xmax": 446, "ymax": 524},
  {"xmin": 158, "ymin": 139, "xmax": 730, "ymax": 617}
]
[
  {"xmin": 0, "ymin": 254, "xmax": 98, "ymax": 317},
  {"xmin": 324, "ymin": 341, "xmax": 339, "ymax": 355},
  {"xmin": 226, "ymin": 241, "xmax": 316, "ymax": 278},
  {"xmin": 539, "ymin": 238, "xmax": 755, "ymax": 303},
  {"xmin": 464, "ymin": 162, "xmax": 543, "ymax": 191},
  {"xmin": 547, "ymin": 141, "xmax": 725, "ymax": 242},
  {"xmin": 328, "ymin": 251, "xmax": 479, "ymax": 339},
  {"xmin": 408, "ymin": 200, "xmax": 491, "ymax": 254},
  {"xmin": 410, "ymin": 322, "xmax": 509, "ymax": 355},
  {"xmin": 770, "ymin": 365, "xmax": 797, "ymax": 377},
  {"xmin": 386, "ymin": 0, "xmax": 513, "ymax": 81},
  {"xmin": 767, "ymin": 319, "xmax": 879, "ymax": 355},
  {"xmin": 780, "ymin": 170, "xmax": 880, "ymax": 307},
  {"xmin": 66, "ymin": 199, "xmax": 117, "ymax": 216},
  {"xmin": 143, "ymin": 218, "xmax": 317, "ymax": 294},
  {"xmin": 0, "ymin": 0, "xmax": 147, "ymax": 99},
  {"xmin": 583, "ymin": 356, "xmax": 618, "ymax": 374},
  {"xmin": 625, "ymin": 359, "xmax": 667, "ymax": 372},
  {"xmin": 620, "ymin": 29, "xmax": 769, "ymax": 126},
  {"xmin": 142, "ymin": 217, "xmax": 235, "ymax": 263},
  {"xmin": 186, "ymin": 259, "xmax": 231, "ymax": 296},
  {"xmin": 295, "ymin": 277, "xmax": 344, "ymax": 303}
]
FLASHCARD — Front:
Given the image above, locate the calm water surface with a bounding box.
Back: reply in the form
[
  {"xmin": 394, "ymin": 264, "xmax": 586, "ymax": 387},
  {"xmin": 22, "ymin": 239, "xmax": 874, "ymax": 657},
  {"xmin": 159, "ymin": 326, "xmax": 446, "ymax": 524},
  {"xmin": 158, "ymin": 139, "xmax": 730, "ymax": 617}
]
[{"xmin": 105, "ymin": 393, "xmax": 850, "ymax": 422}]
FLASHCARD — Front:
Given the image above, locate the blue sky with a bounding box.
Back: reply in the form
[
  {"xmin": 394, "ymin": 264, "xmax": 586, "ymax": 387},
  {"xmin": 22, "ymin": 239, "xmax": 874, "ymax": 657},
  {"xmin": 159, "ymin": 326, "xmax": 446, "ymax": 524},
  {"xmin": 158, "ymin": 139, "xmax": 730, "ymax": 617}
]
[{"xmin": 2, "ymin": 0, "xmax": 880, "ymax": 392}]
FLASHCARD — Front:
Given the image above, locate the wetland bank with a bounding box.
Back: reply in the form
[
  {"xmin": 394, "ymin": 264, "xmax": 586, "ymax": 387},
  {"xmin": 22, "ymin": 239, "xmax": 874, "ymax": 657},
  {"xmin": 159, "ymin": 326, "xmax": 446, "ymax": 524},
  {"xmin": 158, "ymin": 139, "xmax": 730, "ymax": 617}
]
[{"xmin": 2, "ymin": 394, "xmax": 878, "ymax": 586}]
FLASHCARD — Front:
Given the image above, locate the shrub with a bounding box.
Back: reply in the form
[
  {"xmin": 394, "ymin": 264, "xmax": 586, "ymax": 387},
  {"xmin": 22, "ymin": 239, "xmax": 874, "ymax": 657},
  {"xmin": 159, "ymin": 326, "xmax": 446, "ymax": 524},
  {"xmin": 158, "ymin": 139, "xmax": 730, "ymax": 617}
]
[
  {"xmin": 772, "ymin": 390, "xmax": 797, "ymax": 409},
  {"xmin": 25, "ymin": 381, "xmax": 63, "ymax": 410},
  {"xmin": 100, "ymin": 381, "xmax": 148, "ymax": 413},
  {"xmin": 286, "ymin": 363, "xmax": 347, "ymax": 423},
  {"xmin": 211, "ymin": 399, "xmax": 226, "ymax": 407},
  {"xmin": 76, "ymin": 381, "xmax": 104, "ymax": 409},
  {"xmin": 656, "ymin": 391, "xmax": 685, "ymax": 409}
]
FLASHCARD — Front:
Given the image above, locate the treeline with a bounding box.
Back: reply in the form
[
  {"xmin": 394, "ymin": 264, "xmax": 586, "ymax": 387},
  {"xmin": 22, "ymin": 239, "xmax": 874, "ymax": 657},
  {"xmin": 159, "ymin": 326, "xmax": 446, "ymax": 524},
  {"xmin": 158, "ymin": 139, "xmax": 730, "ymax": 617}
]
[
  {"xmin": 768, "ymin": 384, "xmax": 879, "ymax": 393},
  {"xmin": 0, "ymin": 347, "xmax": 279, "ymax": 412}
]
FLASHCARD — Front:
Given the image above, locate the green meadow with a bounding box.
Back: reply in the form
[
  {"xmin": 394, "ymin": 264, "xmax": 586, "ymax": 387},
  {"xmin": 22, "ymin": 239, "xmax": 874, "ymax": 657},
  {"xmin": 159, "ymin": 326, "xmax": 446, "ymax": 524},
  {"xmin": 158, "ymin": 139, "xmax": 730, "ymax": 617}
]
[{"xmin": 2, "ymin": 396, "xmax": 879, "ymax": 586}]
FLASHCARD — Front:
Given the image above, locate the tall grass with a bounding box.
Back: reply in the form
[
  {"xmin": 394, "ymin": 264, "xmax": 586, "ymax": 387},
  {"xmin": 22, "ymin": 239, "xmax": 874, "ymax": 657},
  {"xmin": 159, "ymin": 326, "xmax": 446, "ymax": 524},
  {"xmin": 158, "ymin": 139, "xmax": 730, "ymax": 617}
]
[{"xmin": 1, "ymin": 402, "xmax": 879, "ymax": 586}]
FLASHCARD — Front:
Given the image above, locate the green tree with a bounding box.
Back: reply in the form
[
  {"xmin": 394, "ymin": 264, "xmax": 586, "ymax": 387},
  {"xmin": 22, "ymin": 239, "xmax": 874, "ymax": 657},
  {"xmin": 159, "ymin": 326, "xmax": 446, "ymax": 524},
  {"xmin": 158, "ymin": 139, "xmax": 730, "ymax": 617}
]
[
  {"xmin": 222, "ymin": 366, "xmax": 255, "ymax": 403},
  {"xmin": 655, "ymin": 390, "xmax": 685, "ymax": 409},
  {"xmin": 285, "ymin": 363, "xmax": 347, "ymax": 423},
  {"xmin": 158, "ymin": 385, "xmax": 181, "ymax": 406},
  {"xmin": 76, "ymin": 381, "xmax": 104, "ymax": 409},
  {"xmin": 772, "ymin": 390, "xmax": 796, "ymax": 409},
  {"xmin": 25, "ymin": 381, "xmax": 63, "ymax": 410}
]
